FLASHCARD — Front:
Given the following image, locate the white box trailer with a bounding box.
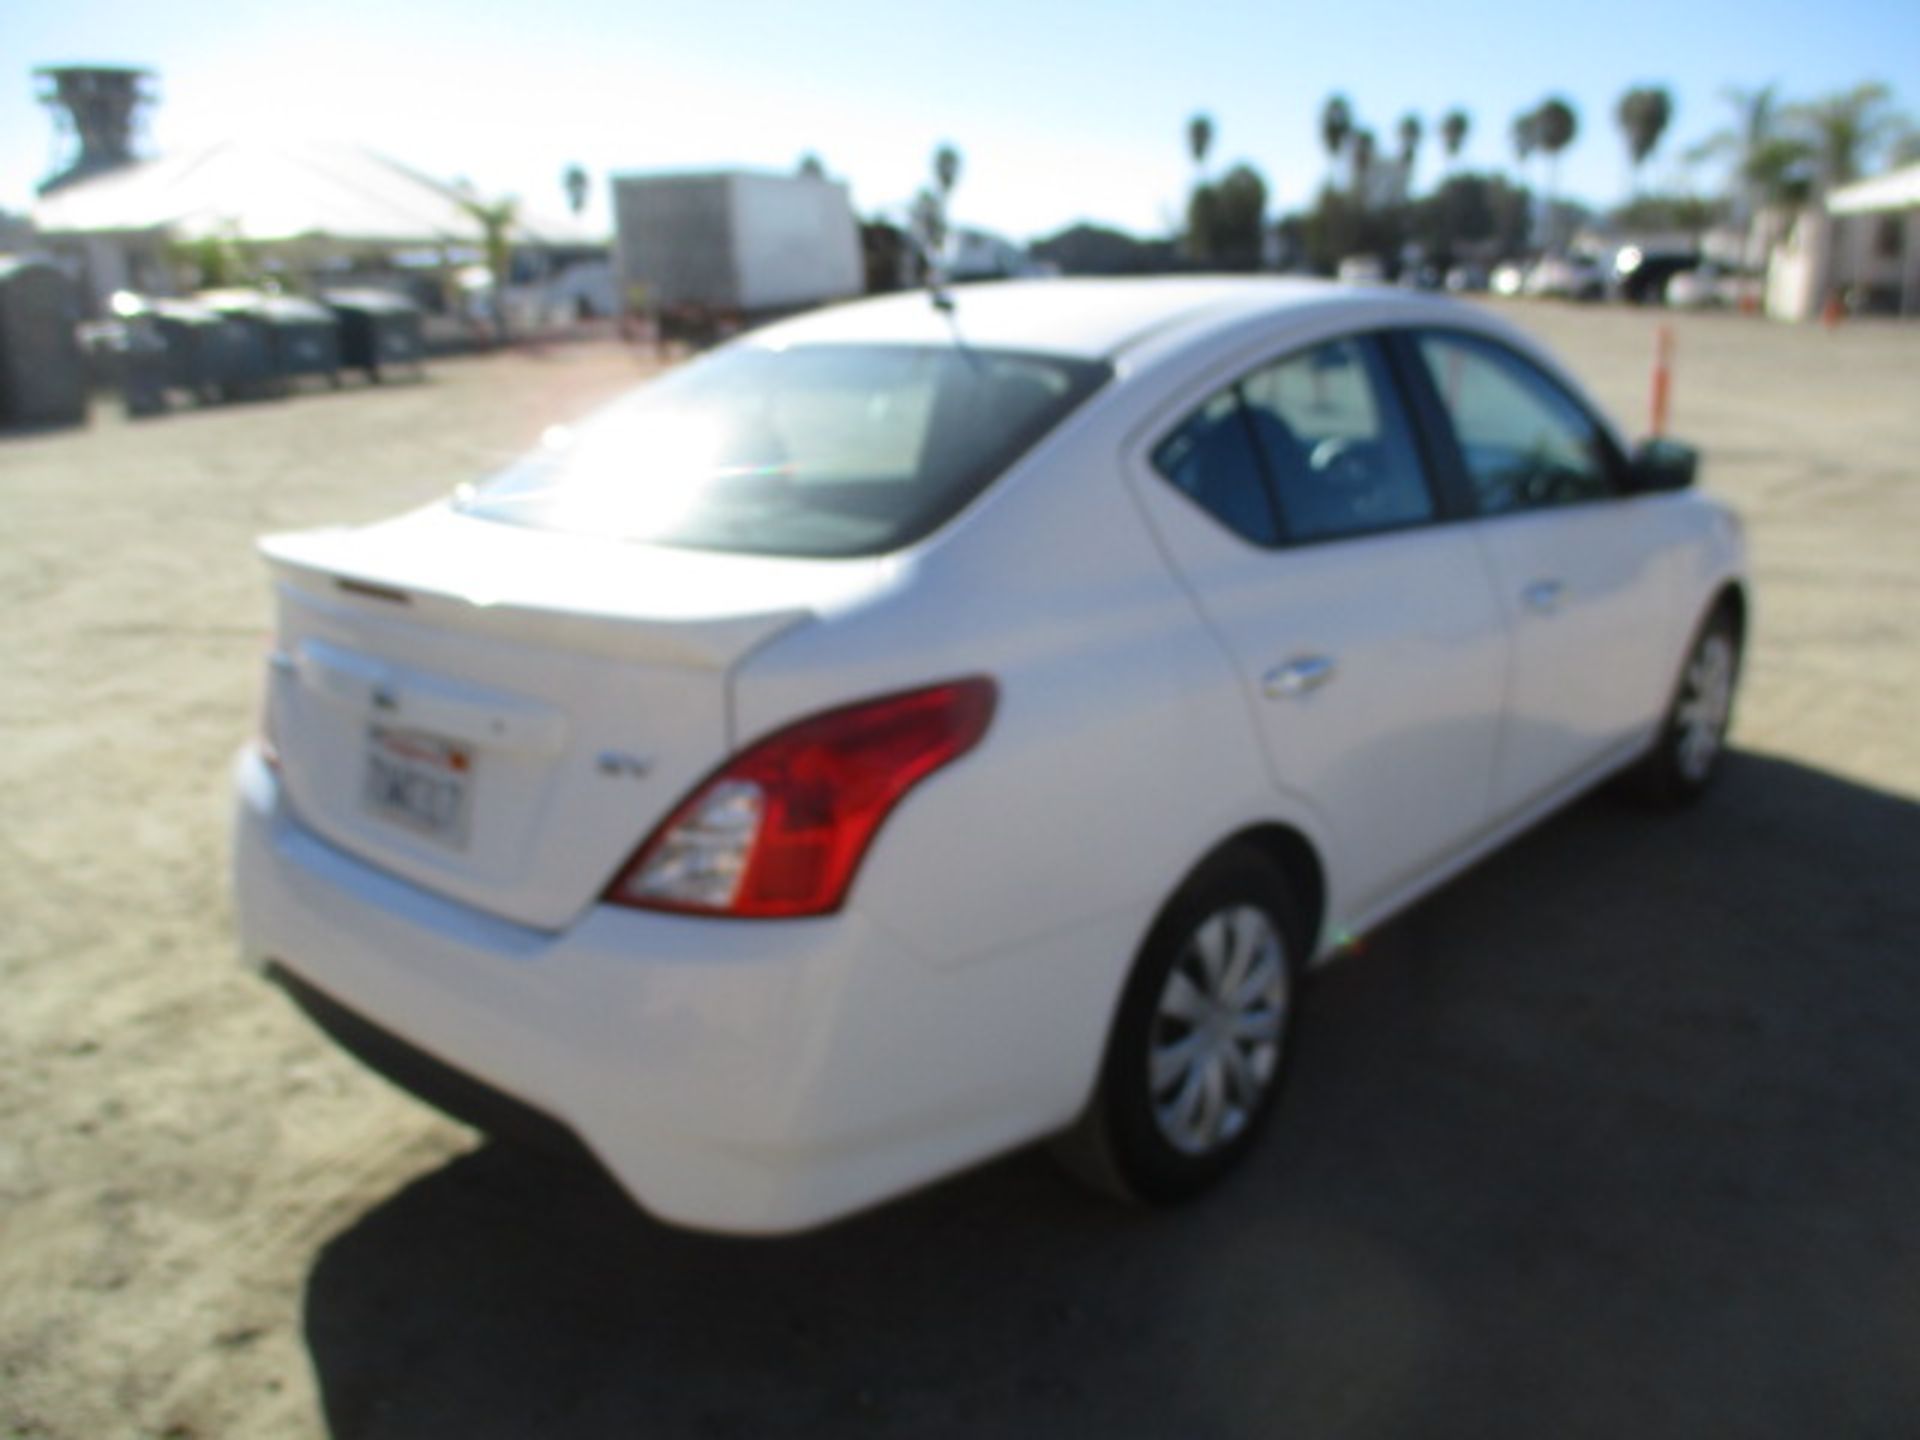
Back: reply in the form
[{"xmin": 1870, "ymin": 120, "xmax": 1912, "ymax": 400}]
[{"xmin": 612, "ymin": 171, "xmax": 864, "ymax": 320}]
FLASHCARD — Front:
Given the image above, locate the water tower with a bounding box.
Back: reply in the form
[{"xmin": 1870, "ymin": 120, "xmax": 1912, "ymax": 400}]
[{"xmin": 35, "ymin": 66, "xmax": 156, "ymax": 195}]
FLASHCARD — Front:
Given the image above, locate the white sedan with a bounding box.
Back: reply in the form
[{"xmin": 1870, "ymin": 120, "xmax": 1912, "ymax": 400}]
[{"xmin": 232, "ymin": 278, "xmax": 1746, "ymax": 1233}]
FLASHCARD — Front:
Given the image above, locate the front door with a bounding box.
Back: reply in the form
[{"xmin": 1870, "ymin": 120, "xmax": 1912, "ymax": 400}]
[{"xmin": 1405, "ymin": 330, "xmax": 1673, "ymax": 816}]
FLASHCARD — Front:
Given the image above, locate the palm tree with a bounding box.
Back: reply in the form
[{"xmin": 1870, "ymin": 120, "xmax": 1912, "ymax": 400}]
[
  {"xmin": 1398, "ymin": 113, "xmax": 1424, "ymax": 195},
  {"xmin": 1511, "ymin": 108, "xmax": 1539, "ymax": 180},
  {"xmin": 1321, "ymin": 94, "xmax": 1353, "ymax": 185},
  {"xmin": 561, "ymin": 163, "xmax": 589, "ymax": 217},
  {"xmin": 1615, "ymin": 87, "xmax": 1673, "ymax": 196},
  {"xmin": 1351, "ymin": 129, "xmax": 1377, "ymax": 203},
  {"xmin": 1441, "ymin": 109, "xmax": 1470, "ymax": 170},
  {"xmin": 459, "ymin": 193, "xmax": 518, "ymax": 343},
  {"xmin": 1789, "ymin": 82, "xmax": 1903, "ymax": 189},
  {"xmin": 933, "ymin": 144, "xmax": 962, "ymax": 199},
  {"xmin": 1533, "ymin": 97, "xmax": 1578, "ymax": 249},
  {"xmin": 1688, "ymin": 84, "xmax": 1795, "ymax": 222},
  {"xmin": 1187, "ymin": 113, "xmax": 1214, "ymax": 179}
]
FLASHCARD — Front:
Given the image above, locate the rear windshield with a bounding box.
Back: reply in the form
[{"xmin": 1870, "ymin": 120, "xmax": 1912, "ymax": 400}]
[{"xmin": 457, "ymin": 342, "xmax": 1110, "ymax": 557}]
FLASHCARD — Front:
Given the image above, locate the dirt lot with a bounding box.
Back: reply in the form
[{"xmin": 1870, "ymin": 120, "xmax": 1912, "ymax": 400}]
[{"xmin": 3, "ymin": 307, "xmax": 1917, "ymax": 1439}]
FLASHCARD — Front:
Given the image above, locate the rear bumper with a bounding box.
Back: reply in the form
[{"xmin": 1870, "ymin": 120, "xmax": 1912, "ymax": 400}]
[{"xmin": 231, "ymin": 745, "xmax": 1106, "ymax": 1233}]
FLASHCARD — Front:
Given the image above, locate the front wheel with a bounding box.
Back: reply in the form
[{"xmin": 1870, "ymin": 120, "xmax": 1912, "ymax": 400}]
[
  {"xmin": 1632, "ymin": 608, "xmax": 1742, "ymax": 805},
  {"xmin": 1055, "ymin": 849, "xmax": 1303, "ymax": 1204}
]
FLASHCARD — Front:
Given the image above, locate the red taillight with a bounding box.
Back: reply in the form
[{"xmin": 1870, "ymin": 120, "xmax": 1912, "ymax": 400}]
[{"xmin": 605, "ymin": 678, "xmax": 997, "ymax": 919}]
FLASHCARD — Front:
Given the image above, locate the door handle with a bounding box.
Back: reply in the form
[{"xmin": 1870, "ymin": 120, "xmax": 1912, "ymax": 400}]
[
  {"xmin": 1263, "ymin": 655, "xmax": 1337, "ymax": 699},
  {"xmin": 1521, "ymin": 579, "xmax": 1565, "ymax": 614}
]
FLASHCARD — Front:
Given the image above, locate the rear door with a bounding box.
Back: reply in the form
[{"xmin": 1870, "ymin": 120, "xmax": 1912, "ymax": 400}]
[
  {"xmin": 1129, "ymin": 332, "xmax": 1509, "ymax": 921},
  {"xmin": 1401, "ymin": 330, "xmax": 1674, "ymax": 816}
]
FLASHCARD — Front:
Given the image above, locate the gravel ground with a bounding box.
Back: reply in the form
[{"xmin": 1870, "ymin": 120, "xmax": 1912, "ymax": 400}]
[{"xmin": 2, "ymin": 306, "xmax": 1917, "ymax": 1439}]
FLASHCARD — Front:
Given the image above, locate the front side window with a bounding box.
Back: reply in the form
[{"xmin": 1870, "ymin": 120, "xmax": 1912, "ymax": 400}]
[
  {"xmin": 1415, "ymin": 333, "xmax": 1616, "ymax": 515},
  {"xmin": 458, "ymin": 343, "xmax": 1109, "ymax": 557}
]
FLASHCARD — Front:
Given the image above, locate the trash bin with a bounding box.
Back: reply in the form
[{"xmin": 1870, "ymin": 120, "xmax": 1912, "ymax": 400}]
[
  {"xmin": 147, "ymin": 298, "xmax": 276, "ymax": 403},
  {"xmin": 323, "ymin": 290, "xmax": 425, "ymax": 382},
  {"xmin": 0, "ymin": 258, "xmax": 88, "ymax": 429},
  {"xmin": 78, "ymin": 316, "xmax": 171, "ymax": 417},
  {"xmin": 202, "ymin": 290, "xmax": 342, "ymax": 390}
]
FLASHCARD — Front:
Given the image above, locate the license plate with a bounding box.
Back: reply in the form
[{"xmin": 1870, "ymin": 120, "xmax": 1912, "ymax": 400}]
[{"xmin": 362, "ymin": 726, "xmax": 473, "ymax": 848}]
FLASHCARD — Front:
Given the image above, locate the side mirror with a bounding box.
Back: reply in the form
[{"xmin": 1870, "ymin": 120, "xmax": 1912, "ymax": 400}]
[{"xmin": 1627, "ymin": 437, "xmax": 1698, "ymax": 493}]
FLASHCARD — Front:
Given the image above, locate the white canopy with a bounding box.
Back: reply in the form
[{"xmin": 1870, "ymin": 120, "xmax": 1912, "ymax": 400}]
[
  {"xmin": 32, "ymin": 139, "xmax": 602, "ymax": 248},
  {"xmin": 1828, "ymin": 162, "xmax": 1920, "ymax": 216}
]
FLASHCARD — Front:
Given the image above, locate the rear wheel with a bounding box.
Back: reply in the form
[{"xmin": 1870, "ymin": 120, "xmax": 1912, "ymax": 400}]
[
  {"xmin": 1055, "ymin": 849, "xmax": 1303, "ymax": 1203},
  {"xmin": 1633, "ymin": 607, "xmax": 1741, "ymax": 805}
]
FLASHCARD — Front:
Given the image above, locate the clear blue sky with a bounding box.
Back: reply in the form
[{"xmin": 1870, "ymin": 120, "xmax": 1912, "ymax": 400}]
[{"xmin": 3, "ymin": 0, "xmax": 1915, "ymax": 240}]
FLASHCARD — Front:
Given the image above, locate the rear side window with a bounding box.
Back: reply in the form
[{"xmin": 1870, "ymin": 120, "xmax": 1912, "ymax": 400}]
[
  {"xmin": 458, "ymin": 343, "xmax": 1109, "ymax": 557},
  {"xmin": 1414, "ymin": 333, "xmax": 1616, "ymax": 514},
  {"xmin": 1238, "ymin": 337, "xmax": 1435, "ymax": 541},
  {"xmin": 1150, "ymin": 388, "xmax": 1280, "ymax": 545},
  {"xmin": 1150, "ymin": 333, "xmax": 1435, "ymax": 547}
]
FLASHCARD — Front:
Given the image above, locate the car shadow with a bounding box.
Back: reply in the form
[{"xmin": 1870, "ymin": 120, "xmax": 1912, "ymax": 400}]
[{"xmin": 302, "ymin": 750, "xmax": 1920, "ymax": 1438}]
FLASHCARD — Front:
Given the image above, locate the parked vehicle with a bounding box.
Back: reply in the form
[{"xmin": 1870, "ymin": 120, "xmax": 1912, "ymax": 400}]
[
  {"xmin": 611, "ymin": 170, "xmax": 864, "ymax": 343},
  {"xmin": 1665, "ymin": 263, "xmax": 1762, "ymax": 311},
  {"xmin": 1335, "ymin": 254, "xmax": 1387, "ymax": 284},
  {"xmin": 1489, "ymin": 260, "xmax": 1528, "ymax": 296},
  {"xmin": 1523, "ymin": 254, "xmax": 1606, "ymax": 301},
  {"xmin": 1611, "ymin": 244, "xmax": 1701, "ymax": 305},
  {"xmin": 233, "ymin": 278, "xmax": 1748, "ymax": 1234}
]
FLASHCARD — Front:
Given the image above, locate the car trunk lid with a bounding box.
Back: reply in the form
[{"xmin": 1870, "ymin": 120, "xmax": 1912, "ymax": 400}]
[{"xmin": 259, "ymin": 506, "xmax": 896, "ymax": 930}]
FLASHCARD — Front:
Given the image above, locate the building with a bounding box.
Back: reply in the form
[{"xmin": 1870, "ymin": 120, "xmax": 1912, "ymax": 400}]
[{"xmin": 1766, "ymin": 162, "xmax": 1920, "ymax": 320}]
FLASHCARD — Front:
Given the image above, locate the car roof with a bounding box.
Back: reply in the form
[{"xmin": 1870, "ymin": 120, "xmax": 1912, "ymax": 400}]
[{"xmin": 748, "ymin": 276, "xmax": 1403, "ymax": 362}]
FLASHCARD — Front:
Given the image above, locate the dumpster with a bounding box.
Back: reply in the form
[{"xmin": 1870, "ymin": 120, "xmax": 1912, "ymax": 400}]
[
  {"xmin": 0, "ymin": 258, "xmax": 88, "ymax": 429},
  {"xmin": 323, "ymin": 290, "xmax": 425, "ymax": 382},
  {"xmin": 147, "ymin": 298, "xmax": 276, "ymax": 403},
  {"xmin": 79, "ymin": 315, "xmax": 171, "ymax": 417},
  {"xmin": 202, "ymin": 290, "xmax": 341, "ymax": 390}
]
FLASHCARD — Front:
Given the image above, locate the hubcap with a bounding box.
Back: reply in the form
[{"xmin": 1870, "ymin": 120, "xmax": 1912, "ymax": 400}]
[
  {"xmin": 1676, "ymin": 632, "xmax": 1735, "ymax": 783},
  {"xmin": 1148, "ymin": 905, "xmax": 1289, "ymax": 1156}
]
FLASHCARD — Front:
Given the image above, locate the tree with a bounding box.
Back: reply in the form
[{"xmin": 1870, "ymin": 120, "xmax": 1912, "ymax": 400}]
[
  {"xmin": 1533, "ymin": 97, "xmax": 1579, "ymax": 249},
  {"xmin": 1511, "ymin": 107, "xmax": 1539, "ymax": 185},
  {"xmin": 1610, "ymin": 192, "xmax": 1724, "ymax": 233},
  {"xmin": 1687, "ymin": 84, "xmax": 1802, "ymax": 220},
  {"xmin": 1441, "ymin": 109, "xmax": 1470, "ymax": 167},
  {"xmin": 1351, "ymin": 128, "xmax": 1377, "ymax": 202},
  {"xmin": 797, "ymin": 152, "xmax": 827, "ymax": 180},
  {"xmin": 561, "ymin": 163, "xmax": 589, "ymax": 217},
  {"xmin": 1406, "ymin": 171, "xmax": 1532, "ymax": 261},
  {"xmin": 1615, "ymin": 86, "xmax": 1673, "ymax": 195},
  {"xmin": 1789, "ymin": 82, "xmax": 1904, "ymax": 189},
  {"xmin": 1187, "ymin": 163, "xmax": 1268, "ymax": 270},
  {"xmin": 1187, "ymin": 113, "xmax": 1214, "ymax": 176},
  {"xmin": 910, "ymin": 187, "xmax": 947, "ymax": 261},
  {"xmin": 1321, "ymin": 94, "xmax": 1353, "ymax": 180},
  {"xmin": 459, "ymin": 194, "xmax": 518, "ymax": 343},
  {"xmin": 933, "ymin": 143, "xmax": 962, "ymax": 199},
  {"xmin": 1397, "ymin": 112, "xmax": 1424, "ymax": 183}
]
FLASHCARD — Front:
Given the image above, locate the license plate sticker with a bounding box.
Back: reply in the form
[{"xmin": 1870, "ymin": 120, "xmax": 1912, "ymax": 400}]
[{"xmin": 362, "ymin": 726, "xmax": 473, "ymax": 848}]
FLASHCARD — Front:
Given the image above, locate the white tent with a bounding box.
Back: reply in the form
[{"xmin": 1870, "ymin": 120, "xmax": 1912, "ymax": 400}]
[{"xmin": 33, "ymin": 138, "xmax": 600, "ymax": 248}]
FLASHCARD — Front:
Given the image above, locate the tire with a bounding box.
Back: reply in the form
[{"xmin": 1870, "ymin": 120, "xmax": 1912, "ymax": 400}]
[
  {"xmin": 1054, "ymin": 849, "xmax": 1304, "ymax": 1204},
  {"xmin": 1632, "ymin": 606, "xmax": 1742, "ymax": 806}
]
